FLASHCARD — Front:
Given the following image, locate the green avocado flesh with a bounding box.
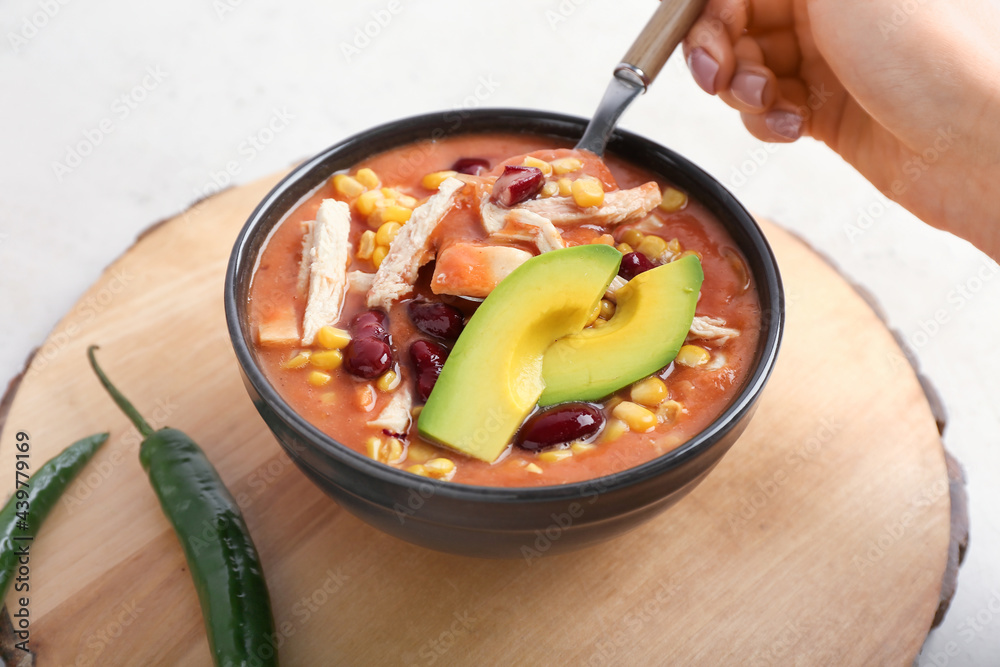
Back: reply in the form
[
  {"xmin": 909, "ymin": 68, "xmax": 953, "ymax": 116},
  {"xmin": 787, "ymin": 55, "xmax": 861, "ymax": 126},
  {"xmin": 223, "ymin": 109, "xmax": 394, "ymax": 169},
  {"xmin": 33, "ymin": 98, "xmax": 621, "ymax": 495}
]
[
  {"xmin": 417, "ymin": 244, "xmax": 621, "ymax": 463},
  {"xmin": 538, "ymin": 254, "xmax": 704, "ymax": 406}
]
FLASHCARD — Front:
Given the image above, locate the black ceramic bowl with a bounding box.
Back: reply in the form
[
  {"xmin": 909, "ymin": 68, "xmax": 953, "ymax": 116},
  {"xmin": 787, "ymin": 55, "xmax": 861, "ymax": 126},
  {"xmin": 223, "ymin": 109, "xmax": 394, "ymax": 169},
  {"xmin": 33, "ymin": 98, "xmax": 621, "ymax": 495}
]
[{"xmin": 225, "ymin": 108, "xmax": 783, "ymax": 558}]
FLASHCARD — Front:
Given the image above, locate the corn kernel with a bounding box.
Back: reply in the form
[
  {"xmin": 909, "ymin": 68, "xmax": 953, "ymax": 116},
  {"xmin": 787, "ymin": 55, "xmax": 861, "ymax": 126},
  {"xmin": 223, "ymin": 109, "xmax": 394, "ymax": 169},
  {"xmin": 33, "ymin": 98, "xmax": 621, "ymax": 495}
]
[
  {"xmin": 376, "ymin": 369, "xmax": 399, "ymax": 392},
  {"xmin": 332, "ymin": 174, "xmax": 365, "ymax": 198},
  {"xmin": 406, "ymin": 441, "xmax": 436, "ymax": 463},
  {"xmin": 282, "ymin": 351, "xmax": 311, "ymax": 369},
  {"xmin": 307, "ymin": 370, "xmax": 332, "ymax": 387},
  {"xmin": 356, "ymin": 190, "xmax": 384, "ymax": 216},
  {"xmin": 317, "ymin": 326, "xmax": 351, "ymax": 350},
  {"xmin": 372, "ymin": 245, "xmax": 389, "ymax": 269},
  {"xmin": 411, "ymin": 405, "xmax": 423, "ymax": 420},
  {"xmin": 524, "ymin": 463, "xmax": 544, "ymax": 474},
  {"xmin": 365, "ymin": 436, "xmax": 383, "ymax": 461},
  {"xmin": 599, "ymin": 299, "xmax": 616, "ymax": 320},
  {"xmin": 676, "ymin": 345, "xmax": 711, "ymax": 368},
  {"xmin": 424, "ymin": 458, "xmax": 456, "ymax": 480},
  {"xmin": 676, "ymin": 249, "xmax": 703, "ymax": 261},
  {"xmin": 657, "ymin": 399, "xmax": 684, "ymax": 422},
  {"xmin": 357, "ymin": 230, "xmax": 376, "ymax": 260},
  {"xmin": 310, "ymin": 349, "xmax": 343, "ymax": 370},
  {"xmin": 376, "ymin": 221, "xmax": 402, "ymax": 247},
  {"xmin": 407, "ymin": 464, "xmax": 429, "ymax": 477},
  {"xmin": 540, "ymin": 180, "xmax": 560, "ymax": 198},
  {"xmin": 637, "ymin": 235, "xmax": 668, "ymax": 260},
  {"xmin": 355, "ymin": 167, "xmax": 380, "ymax": 190},
  {"xmin": 601, "ymin": 418, "xmax": 629, "ymax": 443},
  {"xmin": 630, "ymin": 377, "xmax": 668, "ymax": 407},
  {"xmin": 591, "ymin": 233, "xmax": 615, "ymax": 246},
  {"xmin": 396, "ymin": 193, "xmax": 419, "ymax": 209},
  {"xmin": 385, "ymin": 437, "xmax": 405, "ymax": 465},
  {"xmin": 551, "ymin": 157, "xmax": 582, "ymax": 175},
  {"xmin": 422, "ymin": 170, "xmax": 457, "ymax": 190},
  {"xmin": 538, "ymin": 449, "xmax": 573, "ymax": 463},
  {"xmin": 659, "ymin": 187, "xmax": 689, "ymax": 212},
  {"xmin": 667, "ymin": 238, "xmax": 683, "ymax": 254},
  {"xmin": 557, "ymin": 177, "xmax": 573, "ymax": 196},
  {"xmin": 571, "ymin": 442, "xmax": 598, "ymax": 455},
  {"xmin": 621, "ymin": 228, "xmax": 645, "ymax": 248},
  {"xmin": 381, "ymin": 205, "xmax": 412, "ymax": 224},
  {"xmin": 572, "ymin": 177, "xmax": 605, "ymax": 208},
  {"xmin": 522, "ymin": 156, "xmax": 553, "ymax": 176},
  {"xmin": 616, "ymin": 242, "xmax": 634, "ymax": 255},
  {"xmin": 612, "ymin": 401, "xmax": 657, "ymax": 432}
]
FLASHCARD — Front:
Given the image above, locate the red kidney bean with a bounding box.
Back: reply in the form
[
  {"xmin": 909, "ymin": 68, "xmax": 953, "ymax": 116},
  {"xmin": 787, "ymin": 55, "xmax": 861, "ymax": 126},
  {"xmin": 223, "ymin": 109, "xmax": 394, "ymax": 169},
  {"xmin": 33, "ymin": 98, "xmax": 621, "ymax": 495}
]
[
  {"xmin": 349, "ymin": 310, "xmax": 389, "ymax": 342},
  {"xmin": 515, "ymin": 403, "xmax": 605, "ymax": 451},
  {"xmin": 619, "ymin": 251, "xmax": 655, "ymax": 281},
  {"xmin": 410, "ymin": 340, "xmax": 449, "ymax": 402},
  {"xmin": 344, "ymin": 338, "xmax": 392, "ymax": 379},
  {"xmin": 451, "ymin": 157, "xmax": 490, "ymax": 176},
  {"xmin": 491, "ymin": 166, "xmax": 544, "ymax": 207},
  {"xmin": 407, "ymin": 300, "xmax": 464, "ymax": 341}
]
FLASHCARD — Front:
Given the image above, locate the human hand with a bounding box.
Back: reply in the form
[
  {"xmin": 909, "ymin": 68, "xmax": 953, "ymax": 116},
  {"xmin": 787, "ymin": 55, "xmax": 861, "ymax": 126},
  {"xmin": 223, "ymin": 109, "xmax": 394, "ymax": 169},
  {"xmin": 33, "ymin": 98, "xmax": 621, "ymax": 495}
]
[{"xmin": 683, "ymin": 0, "xmax": 1000, "ymax": 259}]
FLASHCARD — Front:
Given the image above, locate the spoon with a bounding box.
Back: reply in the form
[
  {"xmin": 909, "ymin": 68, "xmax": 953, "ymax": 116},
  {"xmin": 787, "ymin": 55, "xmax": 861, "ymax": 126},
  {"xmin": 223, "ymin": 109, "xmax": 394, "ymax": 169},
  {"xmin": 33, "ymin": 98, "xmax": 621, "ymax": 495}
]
[{"xmin": 576, "ymin": 0, "xmax": 708, "ymax": 155}]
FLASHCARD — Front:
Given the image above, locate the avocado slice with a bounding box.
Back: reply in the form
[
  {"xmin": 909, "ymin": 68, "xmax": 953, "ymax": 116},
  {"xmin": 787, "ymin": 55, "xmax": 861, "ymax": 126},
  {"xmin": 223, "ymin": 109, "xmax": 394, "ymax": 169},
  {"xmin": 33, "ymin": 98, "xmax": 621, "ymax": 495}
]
[
  {"xmin": 538, "ymin": 254, "xmax": 704, "ymax": 406},
  {"xmin": 418, "ymin": 244, "xmax": 621, "ymax": 463}
]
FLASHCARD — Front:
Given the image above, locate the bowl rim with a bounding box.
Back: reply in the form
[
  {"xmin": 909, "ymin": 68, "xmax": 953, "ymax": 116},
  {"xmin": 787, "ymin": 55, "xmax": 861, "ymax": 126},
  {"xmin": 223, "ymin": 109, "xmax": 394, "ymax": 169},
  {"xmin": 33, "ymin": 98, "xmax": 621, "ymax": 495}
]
[{"xmin": 225, "ymin": 107, "xmax": 784, "ymax": 505}]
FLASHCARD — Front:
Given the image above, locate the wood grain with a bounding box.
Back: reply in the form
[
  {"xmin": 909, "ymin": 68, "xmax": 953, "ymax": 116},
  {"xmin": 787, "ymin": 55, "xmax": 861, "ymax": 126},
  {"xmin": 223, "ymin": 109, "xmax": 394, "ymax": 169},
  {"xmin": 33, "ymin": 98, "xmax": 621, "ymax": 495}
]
[{"xmin": 0, "ymin": 172, "xmax": 951, "ymax": 665}]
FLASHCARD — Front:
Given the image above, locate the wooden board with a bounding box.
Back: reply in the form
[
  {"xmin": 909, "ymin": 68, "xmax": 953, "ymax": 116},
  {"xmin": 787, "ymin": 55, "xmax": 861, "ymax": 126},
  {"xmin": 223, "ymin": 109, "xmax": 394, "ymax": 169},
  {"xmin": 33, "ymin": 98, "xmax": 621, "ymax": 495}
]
[{"xmin": 0, "ymin": 172, "xmax": 951, "ymax": 665}]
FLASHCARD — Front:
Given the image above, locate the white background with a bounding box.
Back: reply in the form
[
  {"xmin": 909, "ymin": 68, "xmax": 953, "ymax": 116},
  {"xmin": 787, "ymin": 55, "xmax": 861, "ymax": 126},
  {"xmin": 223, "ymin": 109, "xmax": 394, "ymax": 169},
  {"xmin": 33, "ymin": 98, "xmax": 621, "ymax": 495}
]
[{"xmin": 2, "ymin": 0, "xmax": 998, "ymax": 663}]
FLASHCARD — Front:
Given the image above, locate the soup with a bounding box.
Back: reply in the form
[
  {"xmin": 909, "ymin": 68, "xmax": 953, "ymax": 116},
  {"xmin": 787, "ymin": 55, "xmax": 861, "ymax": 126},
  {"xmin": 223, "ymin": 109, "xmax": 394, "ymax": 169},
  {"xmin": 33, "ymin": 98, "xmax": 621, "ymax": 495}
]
[{"xmin": 249, "ymin": 133, "xmax": 760, "ymax": 486}]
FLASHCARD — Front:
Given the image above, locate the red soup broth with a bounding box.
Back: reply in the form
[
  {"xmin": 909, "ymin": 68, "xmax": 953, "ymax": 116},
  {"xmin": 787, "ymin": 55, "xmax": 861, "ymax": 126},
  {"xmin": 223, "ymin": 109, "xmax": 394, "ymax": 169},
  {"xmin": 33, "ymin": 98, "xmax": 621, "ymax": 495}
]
[{"xmin": 249, "ymin": 133, "xmax": 760, "ymax": 487}]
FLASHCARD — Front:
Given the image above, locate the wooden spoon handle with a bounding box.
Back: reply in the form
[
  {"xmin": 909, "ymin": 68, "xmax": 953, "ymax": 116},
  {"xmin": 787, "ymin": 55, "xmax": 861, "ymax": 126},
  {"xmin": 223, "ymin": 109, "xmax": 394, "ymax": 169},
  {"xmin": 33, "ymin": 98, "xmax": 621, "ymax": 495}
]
[{"xmin": 620, "ymin": 0, "xmax": 708, "ymax": 87}]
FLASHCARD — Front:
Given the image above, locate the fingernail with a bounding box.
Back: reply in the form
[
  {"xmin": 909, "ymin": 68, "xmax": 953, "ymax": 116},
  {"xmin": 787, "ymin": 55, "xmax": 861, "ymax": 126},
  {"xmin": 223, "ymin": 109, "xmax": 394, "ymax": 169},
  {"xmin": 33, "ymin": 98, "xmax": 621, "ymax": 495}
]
[
  {"xmin": 766, "ymin": 110, "xmax": 803, "ymax": 140},
  {"xmin": 687, "ymin": 47, "xmax": 719, "ymax": 95},
  {"xmin": 731, "ymin": 71, "xmax": 768, "ymax": 108}
]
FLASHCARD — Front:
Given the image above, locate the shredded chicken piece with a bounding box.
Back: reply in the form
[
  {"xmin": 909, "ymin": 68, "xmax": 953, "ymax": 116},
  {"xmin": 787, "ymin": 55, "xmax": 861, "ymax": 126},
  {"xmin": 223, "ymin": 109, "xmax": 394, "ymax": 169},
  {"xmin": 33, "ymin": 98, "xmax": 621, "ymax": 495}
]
[
  {"xmin": 604, "ymin": 275, "xmax": 628, "ymax": 301},
  {"xmin": 295, "ymin": 220, "xmax": 315, "ymax": 295},
  {"xmin": 367, "ymin": 177, "xmax": 464, "ymax": 310},
  {"xmin": 482, "ymin": 201, "xmax": 565, "ymax": 253},
  {"xmin": 689, "ymin": 316, "xmax": 740, "ymax": 345},
  {"xmin": 518, "ymin": 182, "xmax": 662, "ymax": 227},
  {"xmin": 347, "ymin": 270, "xmax": 375, "ymax": 293},
  {"xmin": 301, "ymin": 200, "xmax": 352, "ymax": 345},
  {"xmin": 368, "ymin": 387, "xmax": 413, "ymax": 434}
]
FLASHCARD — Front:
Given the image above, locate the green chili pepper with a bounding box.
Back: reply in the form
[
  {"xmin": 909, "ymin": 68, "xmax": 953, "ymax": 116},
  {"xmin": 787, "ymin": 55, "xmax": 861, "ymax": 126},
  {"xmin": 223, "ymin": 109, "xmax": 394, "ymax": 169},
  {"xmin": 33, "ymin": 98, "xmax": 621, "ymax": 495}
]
[
  {"xmin": 88, "ymin": 346, "xmax": 277, "ymax": 667},
  {"xmin": 0, "ymin": 432, "xmax": 108, "ymax": 601}
]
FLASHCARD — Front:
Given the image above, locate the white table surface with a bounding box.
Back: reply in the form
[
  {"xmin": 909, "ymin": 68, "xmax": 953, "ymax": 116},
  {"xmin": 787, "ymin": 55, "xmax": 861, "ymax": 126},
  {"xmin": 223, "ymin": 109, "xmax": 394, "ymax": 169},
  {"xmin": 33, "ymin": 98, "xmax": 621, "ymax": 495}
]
[{"xmin": 2, "ymin": 0, "xmax": 998, "ymax": 663}]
